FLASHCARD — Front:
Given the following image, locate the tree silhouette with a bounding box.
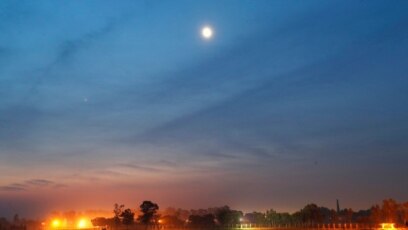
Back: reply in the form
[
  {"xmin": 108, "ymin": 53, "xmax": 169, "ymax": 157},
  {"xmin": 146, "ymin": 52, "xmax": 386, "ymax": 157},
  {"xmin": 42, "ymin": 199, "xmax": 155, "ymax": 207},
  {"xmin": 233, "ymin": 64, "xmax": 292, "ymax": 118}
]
[
  {"xmin": 300, "ymin": 204, "xmax": 322, "ymax": 225},
  {"xmin": 188, "ymin": 214, "xmax": 215, "ymax": 227},
  {"xmin": 113, "ymin": 204, "xmax": 124, "ymax": 227},
  {"xmin": 12, "ymin": 214, "xmax": 19, "ymax": 224},
  {"xmin": 245, "ymin": 212, "xmax": 266, "ymax": 225},
  {"xmin": 215, "ymin": 206, "xmax": 242, "ymax": 226},
  {"xmin": 266, "ymin": 209, "xmax": 279, "ymax": 225},
  {"xmin": 160, "ymin": 215, "xmax": 184, "ymax": 227},
  {"xmin": 91, "ymin": 217, "xmax": 111, "ymax": 228},
  {"xmin": 121, "ymin": 209, "xmax": 135, "ymax": 228},
  {"xmin": 402, "ymin": 202, "xmax": 408, "ymax": 227},
  {"xmin": 138, "ymin": 201, "xmax": 159, "ymax": 227},
  {"xmin": 382, "ymin": 199, "xmax": 398, "ymax": 223},
  {"xmin": 370, "ymin": 205, "xmax": 382, "ymax": 223}
]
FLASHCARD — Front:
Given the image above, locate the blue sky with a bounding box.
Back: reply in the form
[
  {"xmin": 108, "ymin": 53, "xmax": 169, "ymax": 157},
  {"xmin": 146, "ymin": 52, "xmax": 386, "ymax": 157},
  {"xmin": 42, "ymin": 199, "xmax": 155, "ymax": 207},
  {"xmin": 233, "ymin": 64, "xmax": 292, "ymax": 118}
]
[{"xmin": 0, "ymin": 0, "xmax": 408, "ymax": 218}]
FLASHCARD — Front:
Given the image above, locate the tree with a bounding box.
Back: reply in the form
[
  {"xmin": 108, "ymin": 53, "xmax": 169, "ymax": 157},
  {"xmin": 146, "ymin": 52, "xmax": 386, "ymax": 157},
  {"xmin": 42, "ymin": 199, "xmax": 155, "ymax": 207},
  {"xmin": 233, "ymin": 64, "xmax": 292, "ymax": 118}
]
[
  {"xmin": 382, "ymin": 199, "xmax": 398, "ymax": 223},
  {"xmin": 13, "ymin": 214, "xmax": 20, "ymax": 224},
  {"xmin": 121, "ymin": 209, "xmax": 135, "ymax": 228},
  {"xmin": 401, "ymin": 202, "xmax": 408, "ymax": 226},
  {"xmin": 266, "ymin": 209, "xmax": 279, "ymax": 225},
  {"xmin": 300, "ymin": 204, "xmax": 323, "ymax": 225},
  {"xmin": 329, "ymin": 209, "xmax": 338, "ymax": 223},
  {"xmin": 215, "ymin": 206, "xmax": 242, "ymax": 226},
  {"xmin": 188, "ymin": 214, "xmax": 215, "ymax": 227},
  {"xmin": 354, "ymin": 209, "xmax": 371, "ymax": 224},
  {"xmin": 138, "ymin": 201, "xmax": 160, "ymax": 226},
  {"xmin": 342, "ymin": 208, "xmax": 354, "ymax": 223},
  {"xmin": 91, "ymin": 217, "xmax": 112, "ymax": 227},
  {"xmin": 113, "ymin": 204, "xmax": 124, "ymax": 227},
  {"xmin": 370, "ymin": 205, "xmax": 382, "ymax": 224},
  {"xmin": 245, "ymin": 212, "xmax": 266, "ymax": 225},
  {"xmin": 0, "ymin": 218, "xmax": 10, "ymax": 230},
  {"xmin": 160, "ymin": 215, "xmax": 184, "ymax": 227},
  {"xmin": 319, "ymin": 207, "xmax": 335, "ymax": 224},
  {"xmin": 278, "ymin": 213, "xmax": 293, "ymax": 226},
  {"xmin": 292, "ymin": 211, "xmax": 303, "ymax": 225}
]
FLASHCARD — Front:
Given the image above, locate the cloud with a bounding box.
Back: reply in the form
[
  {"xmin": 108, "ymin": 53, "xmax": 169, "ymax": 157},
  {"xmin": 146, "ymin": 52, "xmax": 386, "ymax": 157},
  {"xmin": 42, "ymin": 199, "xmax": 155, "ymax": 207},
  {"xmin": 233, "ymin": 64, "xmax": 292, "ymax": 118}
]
[
  {"xmin": 54, "ymin": 16, "xmax": 126, "ymax": 65},
  {"xmin": 52, "ymin": 184, "xmax": 68, "ymax": 189},
  {"xmin": 118, "ymin": 17, "xmax": 408, "ymax": 169},
  {"xmin": 0, "ymin": 185, "xmax": 26, "ymax": 192},
  {"xmin": 25, "ymin": 13, "xmax": 134, "ymax": 100},
  {"xmin": 0, "ymin": 179, "xmax": 67, "ymax": 192},
  {"xmin": 25, "ymin": 179, "xmax": 54, "ymax": 187},
  {"xmin": 116, "ymin": 163, "xmax": 164, "ymax": 173}
]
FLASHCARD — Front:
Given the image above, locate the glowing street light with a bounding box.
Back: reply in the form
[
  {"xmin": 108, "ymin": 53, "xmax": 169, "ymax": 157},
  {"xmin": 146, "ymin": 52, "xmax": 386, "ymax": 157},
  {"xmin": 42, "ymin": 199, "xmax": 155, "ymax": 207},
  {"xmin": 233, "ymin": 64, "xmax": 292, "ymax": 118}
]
[
  {"xmin": 77, "ymin": 219, "xmax": 88, "ymax": 229},
  {"xmin": 381, "ymin": 223, "xmax": 396, "ymax": 230},
  {"xmin": 51, "ymin": 219, "xmax": 61, "ymax": 228}
]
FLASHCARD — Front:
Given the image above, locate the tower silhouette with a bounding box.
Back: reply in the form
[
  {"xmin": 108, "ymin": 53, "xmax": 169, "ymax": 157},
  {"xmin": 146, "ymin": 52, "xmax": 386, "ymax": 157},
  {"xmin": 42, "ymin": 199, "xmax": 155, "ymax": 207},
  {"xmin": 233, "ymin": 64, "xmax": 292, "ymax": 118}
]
[{"xmin": 336, "ymin": 199, "xmax": 340, "ymax": 213}]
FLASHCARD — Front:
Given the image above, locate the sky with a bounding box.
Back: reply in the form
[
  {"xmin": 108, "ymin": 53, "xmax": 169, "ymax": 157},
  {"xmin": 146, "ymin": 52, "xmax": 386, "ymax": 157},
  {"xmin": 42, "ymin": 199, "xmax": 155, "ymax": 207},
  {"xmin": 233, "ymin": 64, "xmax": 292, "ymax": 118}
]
[{"xmin": 1, "ymin": 0, "xmax": 408, "ymax": 219}]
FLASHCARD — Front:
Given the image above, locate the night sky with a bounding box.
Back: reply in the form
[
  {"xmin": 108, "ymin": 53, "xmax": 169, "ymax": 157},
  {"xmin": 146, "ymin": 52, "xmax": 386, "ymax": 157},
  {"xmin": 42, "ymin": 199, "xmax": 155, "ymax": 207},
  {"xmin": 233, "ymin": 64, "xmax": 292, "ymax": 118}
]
[{"xmin": 1, "ymin": 1, "xmax": 408, "ymax": 218}]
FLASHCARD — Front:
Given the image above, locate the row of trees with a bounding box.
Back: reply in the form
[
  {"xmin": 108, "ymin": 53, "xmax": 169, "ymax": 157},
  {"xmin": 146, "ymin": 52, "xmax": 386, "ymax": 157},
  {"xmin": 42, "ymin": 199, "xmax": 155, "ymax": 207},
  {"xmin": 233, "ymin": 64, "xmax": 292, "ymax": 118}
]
[
  {"xmin": 92, "ymin": 201, "xmax": 160, "ymax": 229},
  {"xmin": 1, "ymin": 198, "xmax": 406, "ymax": 230},
  {"xmin": 0, "ymin": 215, "xmax": 33, "ymax": 230},
  {"xmin": 186, "ymin": 206, "xmax": 242, "ymax": 227},
  {"xmin": 91, "ymin": 199, "xmax": 408, "ymax": 229},
  {"xmin": 242, "ymin": 199, "xmax": 408, "ymax": 226},
  {"xmin": 92, "ymin": 203, "xmax": 244, "ymax": 229}
]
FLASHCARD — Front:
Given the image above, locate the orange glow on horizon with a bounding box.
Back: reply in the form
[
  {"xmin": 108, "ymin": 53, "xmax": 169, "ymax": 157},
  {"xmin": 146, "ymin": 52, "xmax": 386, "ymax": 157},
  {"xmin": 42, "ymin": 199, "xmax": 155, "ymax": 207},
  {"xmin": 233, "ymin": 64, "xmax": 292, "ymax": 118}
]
[
  {"xmin": 381, "ymin": 223, "xmax": 396, "ymax": 230},
  {"xmin": 48, "ymin": 217, "xmax": 92, "ymax": 229},
  {"xmin": 51, "ymin": 219, "xmax": 61, "ymax": 228},
  {"xmin": 77, "ymin": 218, "xmax": 89, "ymax": 229}
]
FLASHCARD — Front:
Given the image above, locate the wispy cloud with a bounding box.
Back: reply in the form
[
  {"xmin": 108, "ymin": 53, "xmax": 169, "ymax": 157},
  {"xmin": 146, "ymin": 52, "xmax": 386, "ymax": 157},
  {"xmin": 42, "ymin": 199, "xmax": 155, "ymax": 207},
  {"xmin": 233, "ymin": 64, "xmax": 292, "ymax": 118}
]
[
  {"xmin": 0, "ymin": 185, "xmax": 26, "ymax": 192},
  {"xmin": 26, "ymin": 14, "xmax": 133, "ymax": 99},
  {"xmin": 25, "ymin": 179, "xmax": 54, "ymax": 187},
  {"xmin": 116, "ymin": 163, "xmax": 164, "ymax": 173},
  {"xmin": 0, "ymin": 179, "xmax": 67, "ymax": 192}
]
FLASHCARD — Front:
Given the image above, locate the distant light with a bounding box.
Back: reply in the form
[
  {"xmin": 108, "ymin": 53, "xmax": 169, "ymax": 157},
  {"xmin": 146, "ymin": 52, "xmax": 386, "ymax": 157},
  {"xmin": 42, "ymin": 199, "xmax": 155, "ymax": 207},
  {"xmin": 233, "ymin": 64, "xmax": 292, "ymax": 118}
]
[
  {"xmin": 381, "ymin": 223, "xmax": 396, "ymax": 230},
  {"xmin": 158, "ymin": 219, "xmax": 163, "ymax": 224},
  {"xmin": 77, "ymin": 219, "xmax": 88, "ymax": 229},
  {"xmin": 201, "ymin": 26, "xmax": 213, "ymax": 39},
  {"xmin": 51, "ymin": 219, "xmax": 61, "ymax": 228}
]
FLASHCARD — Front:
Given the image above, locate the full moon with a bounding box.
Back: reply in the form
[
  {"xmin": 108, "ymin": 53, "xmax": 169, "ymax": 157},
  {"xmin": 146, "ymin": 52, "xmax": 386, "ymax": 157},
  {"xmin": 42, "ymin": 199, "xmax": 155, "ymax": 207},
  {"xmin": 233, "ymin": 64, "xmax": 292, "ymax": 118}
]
[{"xmin": 201, "ymin": 26, "xmax": 213, "ymax": 39}]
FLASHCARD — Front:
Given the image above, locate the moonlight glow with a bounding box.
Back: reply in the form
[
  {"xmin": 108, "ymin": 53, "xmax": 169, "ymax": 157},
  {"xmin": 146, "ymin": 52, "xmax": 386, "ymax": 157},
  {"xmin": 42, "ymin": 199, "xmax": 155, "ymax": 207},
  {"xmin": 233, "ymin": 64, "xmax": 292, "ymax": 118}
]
[{"xmin": 201, "ymin": 26, "xmax": 213, "ymax": 39}]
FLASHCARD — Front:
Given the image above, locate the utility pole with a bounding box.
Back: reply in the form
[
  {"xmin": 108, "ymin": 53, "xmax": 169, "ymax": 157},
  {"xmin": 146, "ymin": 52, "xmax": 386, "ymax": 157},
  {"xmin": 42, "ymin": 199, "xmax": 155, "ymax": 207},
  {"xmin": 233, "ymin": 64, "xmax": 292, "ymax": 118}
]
[{"xmin": 336, "ymin": 199, "xmax": 340, "ymax": 213}]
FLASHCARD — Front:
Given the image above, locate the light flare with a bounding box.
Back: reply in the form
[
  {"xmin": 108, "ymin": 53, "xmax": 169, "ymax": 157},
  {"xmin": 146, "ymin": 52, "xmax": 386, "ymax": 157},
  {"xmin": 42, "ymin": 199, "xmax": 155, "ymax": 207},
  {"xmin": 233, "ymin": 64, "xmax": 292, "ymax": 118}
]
[
  {"xmin": 381, "ymin": 223, "xmax": 396, "ymax": 230},
  {"xmin": 51, "ymin": 219, "xmax": 61, "ymax": 228},
  {"xmin": 77, "ymin": 218, "xmax": 91, "ymax": 229}
]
